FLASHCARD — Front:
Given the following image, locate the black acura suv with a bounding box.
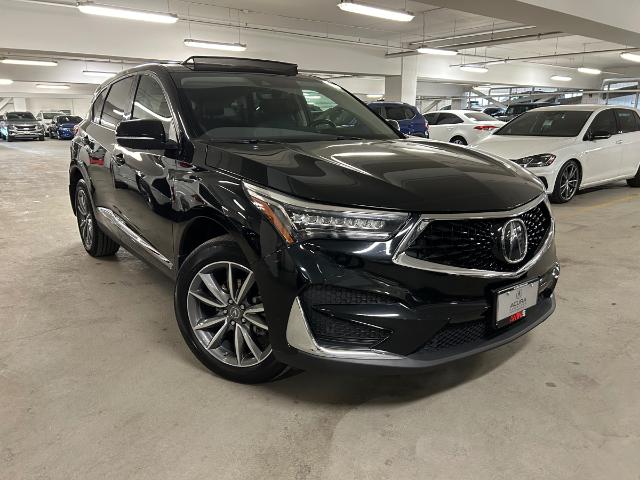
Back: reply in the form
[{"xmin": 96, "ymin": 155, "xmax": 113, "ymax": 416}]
[{"xmin": 69, "ymin": 57, "xmax": 559, "ymax": 383}]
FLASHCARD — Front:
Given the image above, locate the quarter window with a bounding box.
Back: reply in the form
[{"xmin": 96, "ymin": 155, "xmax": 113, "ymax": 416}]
[
  {"xmin": 100, "ymin": 76, "xmax": 134, "ymax": 129},
  {"xmin": 91, "ymin": 88, "xmax": 108, "ymax": 124},
  {"xmin": 614, "ymin": 109, "xmax": 639, "ymax": 133},
  {"xmin": 132, "ymin": 75, "xmax": 175, "ymax": 139}
]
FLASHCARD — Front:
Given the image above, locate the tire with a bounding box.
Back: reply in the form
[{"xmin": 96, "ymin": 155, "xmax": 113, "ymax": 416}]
[
  {"xmin": 7, "ymin": 135, "xmax": 13, "ymax": 142},
  {"xmin": 550, "ymin": 160, "xmax": 581, "ymax": 203},
  {"xmin": 39, "ymin": 135, "xmax": 45, "ymax": 141},
  {"xmin": 450, "ymin": 136, "xmax": 467, "ymax": 145},
  {"xmin": 627, "ymin": 165, "xmax": 640, "ymax": 187},
  {"xmin": 74, "ymin": 180, "xmax": 120, "ymax": 257},
  {"xmin": 174, "ymin": 237, "xmax": 288, "ymax": 383}
]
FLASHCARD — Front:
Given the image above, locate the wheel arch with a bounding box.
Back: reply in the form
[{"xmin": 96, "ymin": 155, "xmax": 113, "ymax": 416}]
[
  {"xmin": 177, "ymin": 215, "xmax": 232, "ymax": 267},
  {"xmin": 68, "ymin": 166, "xmax": 84, "ymax": 215}
]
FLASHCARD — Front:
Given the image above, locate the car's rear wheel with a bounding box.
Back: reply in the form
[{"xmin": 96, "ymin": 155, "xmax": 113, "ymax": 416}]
[
  {"xmin": 551, "ymin": 160, "xmax": 580, "ymax": 203},
  {"xmin": 450, "ymin": 136, "xmax": 467, "ymax": 145},
  {"xmin": 175, "ymin": 237, "xmax": 288, "ymax": 383},
  {"xmin": 627, "ymin": 164, "xmax": 640, "ymax": 187},
  {"xmin": 75, "ymin": 180, "xmax": 120, "ymax": 257}
]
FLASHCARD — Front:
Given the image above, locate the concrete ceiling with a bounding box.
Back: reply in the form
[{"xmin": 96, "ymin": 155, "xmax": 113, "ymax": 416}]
[{"xmin": 0, "ymin": 0, "xmax": 639, "ymax": 97}]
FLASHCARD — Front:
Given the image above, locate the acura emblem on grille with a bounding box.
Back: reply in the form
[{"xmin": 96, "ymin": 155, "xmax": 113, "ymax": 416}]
[{"xmin": 501, "ymin": 219, "xmax": 528, "ymax": 264}]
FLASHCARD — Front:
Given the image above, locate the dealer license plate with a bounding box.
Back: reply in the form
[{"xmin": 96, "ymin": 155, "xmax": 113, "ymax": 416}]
[{"xmin": 494, "ymin": 279, "xmax": 539, "ymax": 328}]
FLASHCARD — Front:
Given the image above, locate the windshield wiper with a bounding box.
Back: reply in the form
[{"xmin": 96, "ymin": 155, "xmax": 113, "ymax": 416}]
[{"xmin": 333, "ymin": 136, "xmax": 364, "ymax": 140}]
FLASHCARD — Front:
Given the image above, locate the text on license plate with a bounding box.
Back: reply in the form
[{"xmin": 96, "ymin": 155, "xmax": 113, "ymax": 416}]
[{"xmin": 495, "ymin": 280, "xmax": 539, "ymax": 328}]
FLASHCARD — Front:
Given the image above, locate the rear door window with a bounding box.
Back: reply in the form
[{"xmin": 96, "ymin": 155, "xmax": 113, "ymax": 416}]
[
  {"xmin": 100, "ymin": 76, "xmax": 134, "ymax": 129},
  {"xmin": 385, "ymin": 105, "xmax": 409, "ymax": 121},
  {"xmin": 614, "ymin": 109, "xmax": 639, "ymax": 133},
  {"xmin": 589, "ymin": 109, "xmax": 618, "ymax": 136},
  {"xmin": 436, "ymin": 113, "xmax": 463, "ymax": 125},
  {"xmin": 403, "ymin": 106, "xmax": 416, "ymax": 119}
]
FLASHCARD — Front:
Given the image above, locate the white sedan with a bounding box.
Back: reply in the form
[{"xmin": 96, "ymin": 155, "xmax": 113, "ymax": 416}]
[
  {"xmin": 424, "ymin": 110, "xmax": 505, "ymax": 145},
  {"xmin": 475, "ymin": 105, "xmax": 640, "ymax": 203}
]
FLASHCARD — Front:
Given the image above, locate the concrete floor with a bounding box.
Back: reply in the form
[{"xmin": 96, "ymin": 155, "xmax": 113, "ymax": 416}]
[{"xmin": 1, "ymin": 139, "xmax": 639, "ymax": 480}]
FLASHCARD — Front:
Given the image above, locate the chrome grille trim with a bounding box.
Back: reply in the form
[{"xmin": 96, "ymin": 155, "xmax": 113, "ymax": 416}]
[{"xmin": 392, "ymin": 194, "xmax": 554, "ymax": 278}]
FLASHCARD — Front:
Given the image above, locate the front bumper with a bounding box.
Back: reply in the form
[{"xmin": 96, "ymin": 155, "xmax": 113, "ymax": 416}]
[
  {"xmin": 252, "ymin": 222, "xmax": 559, "ymax": 373},
  {"xmin": 8, "ymin": 130, "xmax": 40, "ymax": 138},
  {"xmin": 57, "ymin": 129, "xmax": 74, "ymax": 139}
]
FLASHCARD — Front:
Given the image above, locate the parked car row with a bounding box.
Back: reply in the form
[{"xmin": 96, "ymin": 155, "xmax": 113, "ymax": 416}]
[{"xmin": 0, "ymin": 111, "xmax": 83, "ymax": 141}]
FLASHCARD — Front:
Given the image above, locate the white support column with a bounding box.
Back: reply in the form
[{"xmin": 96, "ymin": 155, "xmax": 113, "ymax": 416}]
[{"xmin": 384, "ymin": 55, "xmax": 418, "ymax": 105}]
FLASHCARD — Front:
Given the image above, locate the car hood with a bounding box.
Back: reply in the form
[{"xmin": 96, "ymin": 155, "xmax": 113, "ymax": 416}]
[
  {"xmin": 201, "ymin": 138, "xmax": 543, "ymax": 213},
  {"xmin": 474, "ymin": 135, "xmax": 577, "ymax": 160}
]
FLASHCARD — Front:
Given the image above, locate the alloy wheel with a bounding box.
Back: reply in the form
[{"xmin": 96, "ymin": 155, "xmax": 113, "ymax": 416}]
[
  {"xmin": 76, "ymin": 188, "xmax": 94, "ymax": 249},
  {"xmin": 559, "ymin": 163, "xmax": 579, "ymax": 201},
  {"xmin": 186, "ymin": 261, "xmax": 271, "ymax": 368}
]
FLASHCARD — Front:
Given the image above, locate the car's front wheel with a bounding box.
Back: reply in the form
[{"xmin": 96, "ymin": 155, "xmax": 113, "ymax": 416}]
[
  {"xmin": 627, "ymin": 164, "xmax": 640, "ymax": 187},
  {"xmin": 174, "ymin": 237, "xmax": 288, "ymax": 383},
  {"xmin": 551, "ymin": 160, "xmax": 580, "ymax": 203}
]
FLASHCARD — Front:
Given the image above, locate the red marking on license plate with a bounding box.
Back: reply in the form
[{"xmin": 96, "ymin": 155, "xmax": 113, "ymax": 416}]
[{"xmin": 509, "ymin": 310, "xmax": 526, "ymax": 324}]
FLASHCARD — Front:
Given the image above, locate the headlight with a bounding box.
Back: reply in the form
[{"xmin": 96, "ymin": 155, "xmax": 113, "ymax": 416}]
[
  {"xmin": 513, "ymin": 153, "xmax": 556, "ymax": 167},
  {"xmin": 243, "ymin": 182, "xmax": 409, "ymax": 244}
]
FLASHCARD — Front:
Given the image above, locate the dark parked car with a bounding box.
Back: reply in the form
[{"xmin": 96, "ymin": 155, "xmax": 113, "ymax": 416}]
[
  {"xmin": 368, "ymin": 101, "xmax": 428, "ymax": 137},
  {"xmin": 483, "ymin": 106, "xmax": 506, "ymax": 117},
  {"xmin": 69, "ymin": 57, "xmax": 559, "ymax": 383},
  {"xmin": 496, "ymin": 102, "xmax": 555, "ymax": 122},
  {"xmin": 0, "ymin": 111, "xmax": 44, "ymax": 141},
  {"xmin": 49, "ymin": 115, "xmax": 84, "ymax": 139}
]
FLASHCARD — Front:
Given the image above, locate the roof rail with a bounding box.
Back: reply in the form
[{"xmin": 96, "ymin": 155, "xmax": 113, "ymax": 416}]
[{"xmin": 181, "ymin": 56, "xmax": 298, "ymax": 76}]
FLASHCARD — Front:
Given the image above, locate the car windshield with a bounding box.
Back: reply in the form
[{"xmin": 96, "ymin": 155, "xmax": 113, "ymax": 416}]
[
  {"xmin": 172, "ymin": 72, "xmax": 399, "ymax": 142},
  {"xmin": 6, "ymin": 112, "xmax": 35, "ymax": 121},
  {"xmin": 57, "ymin": 115, "xmax": 82, "ymax": 123},
  {"xmin": 42, "ymin": 112, "xmax": 60, "ymax": 119},
  {"xmin": 495, "ymin": 110, "xmax": 592, "ymax": 137},
  {"xmin": 464, "ymin": 112, "xmax": 496, "ymax": 121}
]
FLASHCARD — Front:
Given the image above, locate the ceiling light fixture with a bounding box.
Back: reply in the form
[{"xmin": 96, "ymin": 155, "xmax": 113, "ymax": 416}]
[
  {"xmin": 337, "ymin": 1, "xmax": 414, "ymax": 22},
  {"xmin": 82, "ymin": 70, "xmax": 117, "ymax": 78},
  {"xmin": 183, "ymin": 39, "xmax": 247, "ymax": 51},
  {"xmin": 0, "ymin": 78, "xmax": 14, "ymax": 85},
  {"xmin": 550, "ymin": 75, "xmax": 572, "ymax": 82},
  {"xmin": 416, "ymin": 47, "xmax": 458, "ymax": 56},
  {"xmin": 36, "ymin": 83, "xmax": 70, "ymax": 89},
  {"xmin": 577, "ymin": 67, "xmax": 601, "ymax": 75},
  {"xmin": 620, "ymin": 52, "xmax": 640, "ymax": 63},
  {"xmin": 77, "ymin": 2, "xmax": 178, "ymax": 24},
  {"xmin": 1, "ymin": 58, "xmax": 58, "ymax": 66},
  {"xmin": 460, "ymin": 65, "xmax": 489, "ymax": 73}
]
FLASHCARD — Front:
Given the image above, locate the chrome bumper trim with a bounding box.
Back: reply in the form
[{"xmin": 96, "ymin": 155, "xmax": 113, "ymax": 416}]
[{"xmin": 285, "ymin": 297, "xmax": 403, "ymax": 360}]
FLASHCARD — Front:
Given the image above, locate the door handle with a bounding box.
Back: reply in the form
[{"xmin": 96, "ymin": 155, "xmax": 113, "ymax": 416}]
[{"xmin": 112, "ymin": 153, "xmax": 126, "ymax": 165}]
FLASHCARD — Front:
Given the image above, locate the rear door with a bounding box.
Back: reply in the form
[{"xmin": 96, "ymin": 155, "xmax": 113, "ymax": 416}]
[
  {"xmin": 110, "ymin": 73, "xmax": 177, "ymax": 266},
  {"xmin": 614, "ymin": 108, "xmax": 640, "ymax": 177},
  {"xmin": 429, "ymin": 112, "xmax": 463, "ymax": 141},
  {"xmin": 581, "ymin": 108, "xmax": 623, "ymax": 184},
  {"xmin": 80, "ymin": 76, "xmax": 135, "ymax": 212}
]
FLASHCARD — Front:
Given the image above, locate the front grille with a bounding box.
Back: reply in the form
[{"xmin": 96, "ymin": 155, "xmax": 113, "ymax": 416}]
[
  {"xmin": 302, "ymin": 285, "xmax": 392, "ymax": 349},
  {"xmin": 421, "ymin": 319, "xmax": 488, "ymax": 352},
  {"xmin": 405, "ymin": 201, "xmax": 551, "ymax": 272}
]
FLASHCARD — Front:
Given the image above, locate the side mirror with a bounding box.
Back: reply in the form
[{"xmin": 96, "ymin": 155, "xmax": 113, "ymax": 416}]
[
  {"xmin": 588, "ymin": 129, "xmax": 612, "ymax": 141},
  {"xmin": 386, "ymin": 119, "xmax": 400, "ymax": 131},
  {"xmin": 116, "ymin": 119, "xmax": 175, "ymax": 150}
]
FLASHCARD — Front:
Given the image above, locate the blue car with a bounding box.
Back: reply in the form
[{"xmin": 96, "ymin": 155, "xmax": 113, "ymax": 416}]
[
  {"xmin": 49, "ymin": 115, "xmax": 83, "ymax": 139},
  {"xmin": 368, "ymin": 101, "xmax": 428, "ymax": 137}
]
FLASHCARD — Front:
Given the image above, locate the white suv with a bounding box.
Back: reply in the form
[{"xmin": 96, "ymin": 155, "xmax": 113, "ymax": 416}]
[{"xmin": 475, "ymin": 105, "xmax": 640, "ymax": 203}]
